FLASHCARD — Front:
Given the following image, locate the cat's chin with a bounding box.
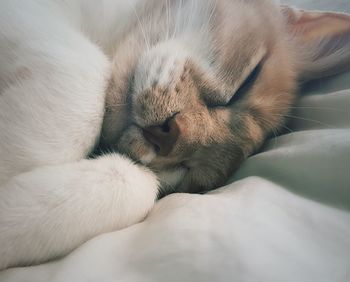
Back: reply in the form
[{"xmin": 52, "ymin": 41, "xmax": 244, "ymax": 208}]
[{"xmin": 156, "ymin": 166, "xmax": 188, "ymax": 195}]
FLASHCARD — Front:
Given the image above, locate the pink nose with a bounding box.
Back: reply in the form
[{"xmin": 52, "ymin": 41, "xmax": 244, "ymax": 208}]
[{"xmin": 142, "ymin": 115, "xmax": 180, "ymax": 156}]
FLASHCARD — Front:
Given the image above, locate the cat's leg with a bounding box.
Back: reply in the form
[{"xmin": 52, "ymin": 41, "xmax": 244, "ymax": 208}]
[
  {"xmin": 0, "ymin": 4, "xmax": 111, "ymax": 184},
  {"xmin": 0, "ymin": 154, "xmax": 159, "ymax": 270}
]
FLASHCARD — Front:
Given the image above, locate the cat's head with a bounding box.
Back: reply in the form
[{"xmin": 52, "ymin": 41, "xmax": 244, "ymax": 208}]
[{"xmin": 101, "ymin": 0, "xmax": 350, "ymax": 193}]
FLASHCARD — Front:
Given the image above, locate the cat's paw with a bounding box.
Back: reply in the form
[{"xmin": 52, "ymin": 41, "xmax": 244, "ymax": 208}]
[{"xmin": 0, "ymin": 154, "xmax": 160, "ymax": 269}]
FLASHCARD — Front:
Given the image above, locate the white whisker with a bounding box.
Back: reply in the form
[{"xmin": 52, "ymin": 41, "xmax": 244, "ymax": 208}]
[
  {"xmin": 289, "ymin": 106, "xmax": 347, "ymax": 113},
  {"xmin": 207, "ymin": 0, "xmax": 218, "ymax": 26},
  {"xmin": 281, "ymin": 124, "xmax": 294, "ymax": 134},
  {"xmin": 132, "ymin": 6, "xmax": 150, "ymax": 51},
  {"xmin": 283, "ymin": 114, "xmax": 334, "ymax": 128},
  {"xmin": 173, "ymin": 0, "xmax": 183, "ymax": 38}
]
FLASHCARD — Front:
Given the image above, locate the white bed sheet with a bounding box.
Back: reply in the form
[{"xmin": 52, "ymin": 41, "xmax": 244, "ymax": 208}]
[{"xmin": 1, "ymin": 1, "xmax": 350, "ymax": 282}]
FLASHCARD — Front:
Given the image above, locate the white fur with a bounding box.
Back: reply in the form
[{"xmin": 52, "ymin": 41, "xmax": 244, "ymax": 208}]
[
  {"xmin": 133, "ymin": 42, "xmax": 190, "ymax": 94},
  {"xmin": 0, "ymin": 154, "xmax": 158, "ymax": 270},
  {"xmin": 0, "ymin": 0, "xmax": 159, "ymax": 270},
  {"xmin": 140, "ymin": 150, "xmax": 157, "ymax": 165},
  {"xmin": 2, "ymin": 0, "xmax": 349, "ymax": 271}
]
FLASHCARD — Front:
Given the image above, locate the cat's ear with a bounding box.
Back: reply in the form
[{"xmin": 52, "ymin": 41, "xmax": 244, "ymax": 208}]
[{"xmin": 282, "ymin": 6, "xmax": 350, "ymax": 81}]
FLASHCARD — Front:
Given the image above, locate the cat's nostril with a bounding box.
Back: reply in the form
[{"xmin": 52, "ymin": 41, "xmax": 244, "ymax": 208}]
[
  {"xmin": 160, "ymin": 119, "xmax": 170, "ymax": 133},
  {"xmin": 142, "ymin": 114, "xmax": 180, "ymax": 156}
]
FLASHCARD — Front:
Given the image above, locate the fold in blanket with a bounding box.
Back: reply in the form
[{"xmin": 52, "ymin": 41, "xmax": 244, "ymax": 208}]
[{"xmin": 1, "ymin": 0, "xmax": 350, "ymax": 281}]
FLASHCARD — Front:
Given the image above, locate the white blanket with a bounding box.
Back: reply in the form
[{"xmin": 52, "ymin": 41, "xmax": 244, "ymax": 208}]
[
  {"xmin": 1, "ymin": 2, "xmax": 350, "ymax": 282},
  {"xmin": 1, "ymin": 71, "xmax": 350, "ymax": 282}
]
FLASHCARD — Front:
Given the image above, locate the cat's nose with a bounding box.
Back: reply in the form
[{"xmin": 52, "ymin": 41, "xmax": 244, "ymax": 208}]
[{"xmin": 142, "ymin": 114, "xmax": 180, "ymax": 156}]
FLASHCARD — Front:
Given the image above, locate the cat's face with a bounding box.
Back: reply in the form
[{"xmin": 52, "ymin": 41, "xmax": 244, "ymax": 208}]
[
  {"xmin": 116, "ymin": 41, "xmax": 295, "ymax": 192},
  {"xmin": 101, "ymin": 0, "xmax": 350, "ymax": 193}
]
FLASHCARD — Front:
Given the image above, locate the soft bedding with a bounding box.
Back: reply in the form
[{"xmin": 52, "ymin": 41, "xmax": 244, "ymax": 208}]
[{"xmin": 1, "ymin": 1, "xmax": 350, "ymax": 282}]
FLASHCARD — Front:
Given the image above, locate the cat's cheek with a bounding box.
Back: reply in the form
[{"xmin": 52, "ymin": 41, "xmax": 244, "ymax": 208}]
[{"xmin": 117, "ymin": 126, "xmax": 156, "ymax": 164}]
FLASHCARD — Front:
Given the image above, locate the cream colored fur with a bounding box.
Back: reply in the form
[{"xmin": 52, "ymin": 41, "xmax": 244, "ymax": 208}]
[
  {"xmin": 0, "ymin": 0, "xmax": 350, "ymax": 270},
  {"xmin": 0, "ymin": 0, "xmax": 160, "ymax": 270}
]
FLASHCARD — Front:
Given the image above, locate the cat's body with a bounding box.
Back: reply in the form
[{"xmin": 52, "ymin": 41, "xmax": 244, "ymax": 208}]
[
  {"xmin": 0, "ymin": 0, "xmax": 350, "ymax": 270},
  {"xmin": 0, "ymin": 0, "xmax": 160, "ymax": 269},
  {"xmin": 0, "ymin": 0, "xmax": 142, "ymax": 183}
]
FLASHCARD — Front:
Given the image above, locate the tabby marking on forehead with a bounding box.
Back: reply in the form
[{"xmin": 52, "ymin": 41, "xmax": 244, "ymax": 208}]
[{"xmin": 133, "ymin": 42, "xmax": 190, "ymax": 95}]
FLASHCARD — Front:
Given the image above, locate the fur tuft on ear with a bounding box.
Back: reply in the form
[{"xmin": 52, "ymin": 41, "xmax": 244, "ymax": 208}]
[{"xmin": 282, "ymin": 6, "xmax": 350, "ymax": 81}]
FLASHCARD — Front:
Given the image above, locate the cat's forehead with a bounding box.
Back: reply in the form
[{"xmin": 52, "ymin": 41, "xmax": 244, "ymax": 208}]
[
  {"xmin": 212, "ymin": 0, "xmax": 282, "ymax": 81},
  {"xmin": 132, "ymin": 0, "xmax": 283, "ymax": 102},
  {"xmin": 133, "ymin": 42, "xmax": 190, "ymax": 94}
]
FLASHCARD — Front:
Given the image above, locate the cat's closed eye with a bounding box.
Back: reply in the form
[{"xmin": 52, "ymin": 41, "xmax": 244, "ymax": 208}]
[
  {"xmin": 226, "ymin": 62, "xmax": 262, "ymax": 106},
  {"xmin": 207, "ymin": 61, "xmax": 263, "ymax": 109}
]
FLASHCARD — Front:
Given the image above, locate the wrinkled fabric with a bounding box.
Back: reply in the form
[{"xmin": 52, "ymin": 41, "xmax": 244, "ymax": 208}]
[{"xmin": 1, "ymin": 1, "xmax": 350, "ymax": 281}]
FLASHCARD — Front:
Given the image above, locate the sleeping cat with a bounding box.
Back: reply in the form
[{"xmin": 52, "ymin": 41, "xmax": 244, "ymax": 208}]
[
  {"xmin": 0, "ymin": 0, "xmax": 349, "ymax": 270},
  {"xmin": 100, "ymin": 0, "xmax": 350, "ymax": 193}
]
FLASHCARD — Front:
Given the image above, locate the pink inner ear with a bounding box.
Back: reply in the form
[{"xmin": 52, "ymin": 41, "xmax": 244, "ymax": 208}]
[
  {"xmin": 292, "ymin": 13, "xmax": 350, "ymax": 43},
  {"xmin": 281, "ymin": 6, "xmax": 350, "ymax": 39},
  {"xmin": 282, "ymin": 6, "xmax": 350, "ymax": 81}
]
